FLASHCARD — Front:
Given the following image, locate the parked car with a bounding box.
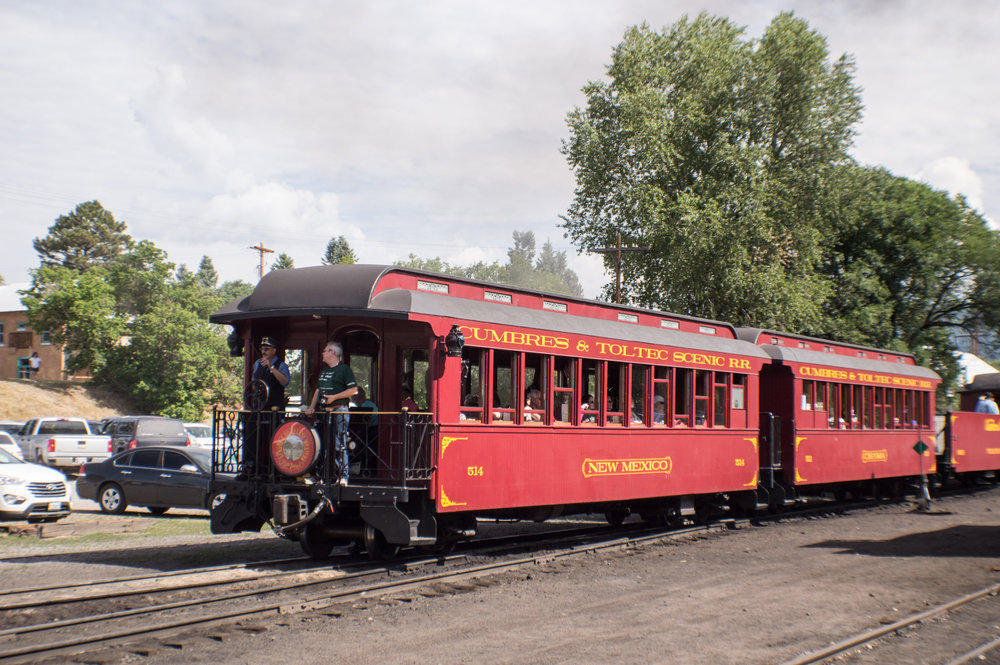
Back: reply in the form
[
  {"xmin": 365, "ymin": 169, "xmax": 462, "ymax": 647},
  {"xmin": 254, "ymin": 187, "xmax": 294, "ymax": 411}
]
[
  {"xmin": 103, "ymin": 416, "xmax": 191, "ymax": 455},
  {"xmin": 0, "ymin": 431, "xmax": 24, "ymax": 459},
  {"xmin": 0, "ymin": 420, "xmax": 23, "ymax": 435},
  {"xmin": 183, "ymin": 423, "xmax": 213, "ymax": 449},
  {"xmin": 0, "ymin": 447, "xmax": 71, "ymax": 522},
  {"xmin": 16, "ymin": 417, "xmax": 112, "ymax": 470},
  {"xmin": 76, "ymin": 446, "xmax": 225, "ymax": 515}
]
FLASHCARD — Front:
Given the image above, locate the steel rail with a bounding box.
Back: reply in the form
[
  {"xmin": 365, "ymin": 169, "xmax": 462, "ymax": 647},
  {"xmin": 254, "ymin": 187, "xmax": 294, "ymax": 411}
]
[
  {"xmin": 0, "ymin": 523, "xmax": 721, "ymax": 663},
  {"xmin": 0, "ymin": 554, "xmax": 310, "ymax": 598},
  {"xmin": 776, "ymin": 582, "xmax": 1000, "ymax": 665}
]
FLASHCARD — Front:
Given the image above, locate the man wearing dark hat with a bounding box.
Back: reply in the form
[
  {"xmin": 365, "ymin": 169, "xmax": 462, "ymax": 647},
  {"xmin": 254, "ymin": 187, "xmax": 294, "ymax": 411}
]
[
  {"xmin": 241, "ymin": 337, "xmax": 291, "ymax": 478},
  {"xmin": 252, "ymin": 337, "xmax": 291, "ymax": 410}
]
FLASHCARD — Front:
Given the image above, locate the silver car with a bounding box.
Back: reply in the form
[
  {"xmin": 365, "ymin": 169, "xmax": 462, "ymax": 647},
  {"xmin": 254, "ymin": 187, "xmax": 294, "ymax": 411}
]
[
  {"xmin": 184, "ymin": 423, "xmax": 213, "ymax": 449},
  {"xmin": 0, "ymin": 447, "xmax": 71, "ymax": 522}
]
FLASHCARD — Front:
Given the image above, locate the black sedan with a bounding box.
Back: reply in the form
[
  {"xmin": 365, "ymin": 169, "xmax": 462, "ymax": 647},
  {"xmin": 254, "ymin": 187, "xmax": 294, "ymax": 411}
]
[{"xmin": 77, "ymin": 446, "xmax": 225, "ymax": 515}]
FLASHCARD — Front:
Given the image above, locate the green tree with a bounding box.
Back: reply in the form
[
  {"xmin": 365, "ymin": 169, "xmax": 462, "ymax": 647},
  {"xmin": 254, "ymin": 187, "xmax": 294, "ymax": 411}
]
[
  {"xmin": 396, "ymin": 231, "xmax": 583, "ymax": 296},
  {"xmin": 817, "ymin": 166, "xmax": 1000, "ymax": 396},
  {"xmin": 322, "ymin": 236, "xmax": 357, "ymax": 265},
  {"xmin": 23, "ymin": 202, "xmax": 252, "ymax": 417},
  {"xmin": 271, "ymin": 253, "xmax": 295, "ymax": 271},
  {"xmin": 19, "ymin": 265, "xmax": 123, "ymax": 373},
  {"xmin": 562, "ymin": 13, "xmax": 861, "ymax": 327},
  {"xmin": 196, "ymin": 256, "xmax": 219, "ymax": 289},
  {"xmin": 32, "ymin": 201, "xmax": 130, "ymax": 271}
]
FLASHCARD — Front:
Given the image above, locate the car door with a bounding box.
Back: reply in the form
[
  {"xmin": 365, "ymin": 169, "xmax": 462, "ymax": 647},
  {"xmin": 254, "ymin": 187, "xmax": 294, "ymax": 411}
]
[
  {"xmin": 160, "ymin": 450, "xmax": 209, "ymax": 508},
  {"xmin": 120, "ymin": 449, "xmax": 162, "ymax": 505},
  {"xmin": 112, "ymin": 420, "xmax": 137, "ymax": 454}
]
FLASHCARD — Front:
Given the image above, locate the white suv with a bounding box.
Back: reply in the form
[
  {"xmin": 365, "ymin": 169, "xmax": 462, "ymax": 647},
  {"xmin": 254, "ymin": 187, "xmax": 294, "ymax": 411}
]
[{"xmin": 0, "ymin": 447, "xmax": 71, "ymax": 522}]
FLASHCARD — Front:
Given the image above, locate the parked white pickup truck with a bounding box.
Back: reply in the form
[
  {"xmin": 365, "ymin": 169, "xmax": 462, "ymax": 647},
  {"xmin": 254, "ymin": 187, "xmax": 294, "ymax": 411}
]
[{"xmin": 16, "ymin": 417, "xmax": 112, "ymax": 471}]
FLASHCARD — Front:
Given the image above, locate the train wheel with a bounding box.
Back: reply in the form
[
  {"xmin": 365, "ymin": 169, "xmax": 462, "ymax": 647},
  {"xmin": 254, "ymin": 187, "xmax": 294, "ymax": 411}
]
[
  {"xmin": 363, "ymin": 524, "xmax": 400, "ymax": 561},
  {"xmin": 299, "ymin": 522, "xmax": 334, "ymax": 560},
  {"xmin": 604, "ymin": 507, "xmax": 630, "ymax": 527}
]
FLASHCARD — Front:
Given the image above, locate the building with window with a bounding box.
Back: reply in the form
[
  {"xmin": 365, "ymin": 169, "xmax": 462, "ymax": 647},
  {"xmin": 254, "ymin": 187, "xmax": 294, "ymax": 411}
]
[{"xmin": 0, "ymin": 284, "xmax": 66, "ymax": 380}]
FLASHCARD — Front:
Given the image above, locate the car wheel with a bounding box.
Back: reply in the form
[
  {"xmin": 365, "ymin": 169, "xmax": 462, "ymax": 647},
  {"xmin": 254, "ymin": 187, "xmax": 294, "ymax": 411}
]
[
  {"xmin": 99, "ymin": 483, "xmax": 127, "ymax": 514},
  {"xmin": 147, "ymin": 506, "xmax": 169, "ymax": 516}
]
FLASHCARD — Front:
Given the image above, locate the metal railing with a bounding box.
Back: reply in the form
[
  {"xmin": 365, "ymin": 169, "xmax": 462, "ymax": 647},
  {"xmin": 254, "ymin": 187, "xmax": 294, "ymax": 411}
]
[{"xmin": 211, "ymin": 407, "xmax": 434, "ymax": 487}]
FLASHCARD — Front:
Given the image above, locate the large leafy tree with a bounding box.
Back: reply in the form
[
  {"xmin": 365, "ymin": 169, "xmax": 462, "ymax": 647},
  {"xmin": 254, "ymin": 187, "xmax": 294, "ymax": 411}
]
[
  {"xmin": 562, "ymin": 12, "xmax": 861, "ymax": 327},
  {"xmin": 817, "ymin": 166, "xmax": 1000, "ymax": 390},
  {"xmin": 22, "ymin": 202, "xmax": 252, "ymax": 418},
  {"xmin": 32, "ymin": 201, "xmax": 131, "ymax": 271}
]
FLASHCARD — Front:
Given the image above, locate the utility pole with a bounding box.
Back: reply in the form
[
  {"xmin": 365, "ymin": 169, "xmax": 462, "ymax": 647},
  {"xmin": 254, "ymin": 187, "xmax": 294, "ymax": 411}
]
[
  {"xmin": 249, "ymin": 242, "xmax": 274, "ymax": 281},
  {"xmin": 590, "ymin": 232, "xmax": 650, "ymax": 304}
]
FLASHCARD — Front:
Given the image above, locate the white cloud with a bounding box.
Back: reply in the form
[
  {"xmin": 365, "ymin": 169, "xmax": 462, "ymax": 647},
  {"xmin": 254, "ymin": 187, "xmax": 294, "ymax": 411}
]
[
  {"xmin": 0, "ymin": 1, "xmax": 997, "ymax": 297},
  {"xmin": 915, "ymin": 157, "xmax": 985, "ymax": 213}
]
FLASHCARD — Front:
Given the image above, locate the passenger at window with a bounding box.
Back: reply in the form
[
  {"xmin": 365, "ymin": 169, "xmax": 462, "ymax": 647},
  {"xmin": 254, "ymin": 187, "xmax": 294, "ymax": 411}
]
[
  {"xmin": 524, "ymin": 388, "xmax": 543, "ymax": 422},
  {"xmin": 354, "ymin": 386, "xmax": 378, "ymax": 426},
  {"xmin": 401, "ymin": 387, "xmax": 419, "ymax": 411},
  {"xmin": 580, "ymin": 394, "xmax": 596, "ymax": 423},
  {"xmin": 653, "ymin": 395, "xmax": 666, "ymax": 424},
  {"xmin": 975, "ymin": 394, "xmax": 1000, "ymax": 414}
]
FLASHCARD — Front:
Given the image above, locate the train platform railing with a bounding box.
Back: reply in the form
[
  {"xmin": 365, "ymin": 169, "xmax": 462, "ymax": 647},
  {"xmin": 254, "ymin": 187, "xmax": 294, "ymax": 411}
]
[{"xmin": 210, "ymin": 407, "xmax": 434, "ymax": 487}]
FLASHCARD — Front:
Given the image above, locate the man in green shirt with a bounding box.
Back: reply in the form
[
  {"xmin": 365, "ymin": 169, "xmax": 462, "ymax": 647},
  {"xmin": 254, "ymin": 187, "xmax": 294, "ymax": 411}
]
[{"xmin": 306, "ymin": 341, "xmax": 358, "ymax": 484}]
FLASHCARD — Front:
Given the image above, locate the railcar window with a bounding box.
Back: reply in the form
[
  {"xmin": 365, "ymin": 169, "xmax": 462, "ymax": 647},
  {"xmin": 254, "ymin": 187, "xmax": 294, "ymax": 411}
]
[
  {"xmin": 862, "ymin": 387, "xmax": 873, "ymax": 428},
  {"xmin": 580, "ymin": 359, "xmax": 600, "ymax": 425},
  {"xmin": 631, "ymin": 366, "xmax": 648, "ymax": 425},
  {"xmin": 460, "ymin": 347, "xmax": 486, "ymax": 422},
  {"xmin": 713, "ymin": 372, "xmax": 728, "ymax": 427},
  {"xmin": 802, "ymin": 380, "xmax": 814, "ymax": 411},
  {"xmin": 652, "ymin": 366, "xmax": 670, "ymax": 426},
  {"xmin": 402, "ymin": 348, "xmax": 430, "ymax": 410},
  {"xmin": 920, "ymin": 392, "xmax": 931, "ymax": 427},
  {"xmin": 731, "ymin": 375, "xmax": 746, "ymax": 411},
  {"xmin": 674, "ymin": 369, "xmax": 692, "ymax": 427},
  {"xmin": 491, "ymin": 350, "xmax": 517, "ymax": 423},
  {"xmin": 523, "ymin": 353, "xmax": 547, "ymax": 424},
  {"xmin": 839, "ymin": 384, "xmax": 852, "ymax": 429},
  {"xmin": 605, "ymin": 361, "xmax": 626, "ymax": 425},
  {"xmin": 553, "ymin": 357, "xmax": 575, "ymax": 425},
  {"xmin": 874, "ymin": 388, "xmax": 884, "ymax": 429},
  {"xmin": 694, "ymin": 370, "xmax": 710, "ymax": 427}
]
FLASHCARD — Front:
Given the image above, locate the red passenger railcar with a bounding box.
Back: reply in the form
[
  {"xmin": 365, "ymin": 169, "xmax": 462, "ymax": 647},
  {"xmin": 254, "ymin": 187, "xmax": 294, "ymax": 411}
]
[
  {"xmin": 738, "ymin": 329, "xmax": 940, "ymax": 500},
  {"xmin": 943, "ymin": 412, "xmax": 1000, "ymax": 475},
  {"xmin": 209, "ymin": 265, "xmax": 771, "ymax": 556}
]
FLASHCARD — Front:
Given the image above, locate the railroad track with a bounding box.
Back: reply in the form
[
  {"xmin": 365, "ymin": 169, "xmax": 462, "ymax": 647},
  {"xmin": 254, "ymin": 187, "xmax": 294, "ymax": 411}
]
[
  {"xmin": 777, "ymin": 582, "xmax": 1000, "ymax": 665},
  {"xmin": 1, "ymin": 490, "xmax": 980, "ymax": 664},
  {"xmin": 0, "ymin": 520, "xmax": 731, "ymax": 664}
]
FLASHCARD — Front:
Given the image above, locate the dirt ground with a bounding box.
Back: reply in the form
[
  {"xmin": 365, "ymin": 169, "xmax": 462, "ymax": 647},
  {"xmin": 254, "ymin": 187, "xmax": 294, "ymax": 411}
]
[
  {"xmin": 129, "ymin": 490, "xmax": 998, "ymax": 665},
  {"xmin": 4, "ymin": 490, "xmax": 999, "ymax": 664}
]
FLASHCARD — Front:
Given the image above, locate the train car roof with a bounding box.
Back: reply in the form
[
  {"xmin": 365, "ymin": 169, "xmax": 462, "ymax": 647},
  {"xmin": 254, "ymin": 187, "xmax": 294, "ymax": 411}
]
[
  {"xmin": 963, "ymin": 372, "xmax": 1000, "ymax": 393},
  {"xmin": 737, "ymin": 328, "xmax": 940, "ymax": 382},
  {"xmin": 211, "ymin": 265, "xmax": 770, "ymax": 360}
]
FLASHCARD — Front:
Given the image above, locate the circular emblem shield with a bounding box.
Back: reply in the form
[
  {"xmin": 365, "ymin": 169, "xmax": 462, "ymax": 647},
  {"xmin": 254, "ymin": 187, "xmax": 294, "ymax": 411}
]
[{"xmin": 270, "ymin": 420, "xmax": 321, "ymax": 476}]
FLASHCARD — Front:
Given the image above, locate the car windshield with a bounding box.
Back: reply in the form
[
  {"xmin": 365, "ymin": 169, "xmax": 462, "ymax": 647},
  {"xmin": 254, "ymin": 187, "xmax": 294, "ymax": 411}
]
[
  {"xmin": 186, "ymin": 425, "xmax": 211, "ymax": 437},
  {"xmin": 0, "ymin": 448, "xmax": 23, "ymax": 464},
  {"xmin": 137, "ymin": 419, "xmax": 187, "ymax": 436},
  {"xmin": 183, "ymin": 448, "xmax": 211, "ymax": 469}
]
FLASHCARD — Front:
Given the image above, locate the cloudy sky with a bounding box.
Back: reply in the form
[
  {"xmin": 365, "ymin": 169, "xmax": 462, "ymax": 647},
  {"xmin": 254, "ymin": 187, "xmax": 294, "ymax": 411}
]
[{"xmin": 0, "ymin": 0, "xmax": 996, "ymax": 302}]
